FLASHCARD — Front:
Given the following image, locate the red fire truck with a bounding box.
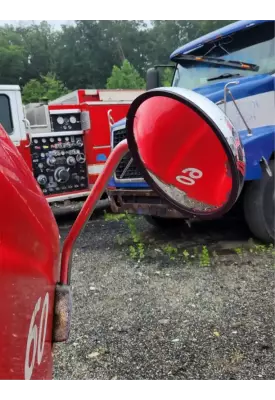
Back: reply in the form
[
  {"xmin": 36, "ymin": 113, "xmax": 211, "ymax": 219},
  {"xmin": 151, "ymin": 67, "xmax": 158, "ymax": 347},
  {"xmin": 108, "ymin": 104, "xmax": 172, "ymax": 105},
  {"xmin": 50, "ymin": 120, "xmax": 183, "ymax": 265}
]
[{"xmin": 0, "ymin": 85, "xmax": 143, "ymax": 204}]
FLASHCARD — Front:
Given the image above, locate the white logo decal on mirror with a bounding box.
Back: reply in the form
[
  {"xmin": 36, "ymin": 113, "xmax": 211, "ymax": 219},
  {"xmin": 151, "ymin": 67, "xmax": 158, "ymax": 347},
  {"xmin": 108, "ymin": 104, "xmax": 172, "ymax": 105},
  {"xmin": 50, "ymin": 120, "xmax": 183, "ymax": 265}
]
[{"xmin": 176, "ymin": 168, "xmax": 203, "ymax": 186}]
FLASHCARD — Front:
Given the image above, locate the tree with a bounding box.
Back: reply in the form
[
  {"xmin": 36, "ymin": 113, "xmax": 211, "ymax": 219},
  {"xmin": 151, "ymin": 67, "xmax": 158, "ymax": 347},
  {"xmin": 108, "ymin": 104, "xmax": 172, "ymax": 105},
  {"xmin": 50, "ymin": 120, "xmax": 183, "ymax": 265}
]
[
  {"xmin": 106, "ymin": 59, "xmax": 145, "ymax": 89},
  {"xmin": 0, "ymin": 25, "xmax": 26, "ymax": 84},
  {"xmin": 16, "ymin": 21, "xmax": 60, "ymax": 85},
  {"xmin": 0, "ymin": 20, "xmax": 237, "ymax": 91},
  {"xmin": 98, "ymin": 20, "xmax": 149, "ymax": 75},
  {"xmin": 54, "ymin": 21, "xmax": 115, "ymax": 90},
  {"xmin": 22, "ymin": 73, "xmax": 68, "ymax": 103}
]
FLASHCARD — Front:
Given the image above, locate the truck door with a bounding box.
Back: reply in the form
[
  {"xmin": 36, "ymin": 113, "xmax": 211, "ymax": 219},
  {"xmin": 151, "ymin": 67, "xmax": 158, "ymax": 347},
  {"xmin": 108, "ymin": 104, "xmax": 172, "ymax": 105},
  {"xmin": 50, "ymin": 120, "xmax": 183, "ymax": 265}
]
[{"xmin": 0, "ymin": 86, "xmax": 32, "ymax": 169}]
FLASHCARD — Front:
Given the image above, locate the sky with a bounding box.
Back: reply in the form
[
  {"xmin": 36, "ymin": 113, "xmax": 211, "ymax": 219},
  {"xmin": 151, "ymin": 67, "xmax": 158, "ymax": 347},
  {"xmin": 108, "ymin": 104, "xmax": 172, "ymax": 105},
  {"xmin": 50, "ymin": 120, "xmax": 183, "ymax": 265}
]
[
  {"xmin": 0, "ymin": 20, "xmax": 152, "ymax": 29},
  {"xmin": 0, "ymin": 20, "xmax": 75, "ymax": 28}
]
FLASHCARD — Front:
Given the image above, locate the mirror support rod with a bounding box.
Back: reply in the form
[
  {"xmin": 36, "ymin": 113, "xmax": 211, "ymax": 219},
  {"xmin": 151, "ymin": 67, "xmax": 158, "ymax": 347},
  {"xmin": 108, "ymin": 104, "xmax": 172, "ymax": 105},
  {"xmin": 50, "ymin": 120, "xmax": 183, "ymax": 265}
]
[
  {"xmin": 59, "ymin": 139, "xmax": 129, "ymax": 285},
  {"xmin": 223, "ymin": 81, "xmax": 252, "ymax": 136},
  {"xmin": 226, "ymin": 88, "xmax": 253, "ymax": 136}
]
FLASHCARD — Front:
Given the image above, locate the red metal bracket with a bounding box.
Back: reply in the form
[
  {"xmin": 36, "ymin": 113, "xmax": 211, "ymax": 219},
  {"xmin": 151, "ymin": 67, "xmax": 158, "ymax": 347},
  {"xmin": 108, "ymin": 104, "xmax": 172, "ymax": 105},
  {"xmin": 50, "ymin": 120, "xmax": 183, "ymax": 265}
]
[{"xmin": 60, "ymin": 139, "xmax": 129, "ymax": 284}]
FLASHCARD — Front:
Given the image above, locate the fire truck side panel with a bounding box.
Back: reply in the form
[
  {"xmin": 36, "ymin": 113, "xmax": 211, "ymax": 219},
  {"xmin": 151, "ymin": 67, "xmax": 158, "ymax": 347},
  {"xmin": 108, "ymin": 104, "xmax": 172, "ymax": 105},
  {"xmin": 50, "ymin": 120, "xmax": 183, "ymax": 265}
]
[
  {"xmin": 0, "ymin": 125, "xmax": 60, "ymax": 380},
  {"xmin": 83, "ymin": 102, "xmax": 133, "ymax": 184}
]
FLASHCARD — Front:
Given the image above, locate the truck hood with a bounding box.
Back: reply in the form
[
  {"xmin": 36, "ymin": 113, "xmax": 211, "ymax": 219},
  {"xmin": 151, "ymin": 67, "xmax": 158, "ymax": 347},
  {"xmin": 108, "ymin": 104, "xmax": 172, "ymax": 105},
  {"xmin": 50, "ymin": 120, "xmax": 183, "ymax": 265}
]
[{"xmin": 192, "ymin": 73, "xmax": 273, "ymax": 102}]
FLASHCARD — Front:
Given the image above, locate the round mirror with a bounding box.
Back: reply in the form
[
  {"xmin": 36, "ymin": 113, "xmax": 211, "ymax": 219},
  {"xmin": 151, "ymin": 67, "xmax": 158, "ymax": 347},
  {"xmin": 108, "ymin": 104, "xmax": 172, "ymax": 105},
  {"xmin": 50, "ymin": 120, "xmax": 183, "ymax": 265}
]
[{"xmin": 126, "ymin": 87, "xmax": 246, "ymax": 219}]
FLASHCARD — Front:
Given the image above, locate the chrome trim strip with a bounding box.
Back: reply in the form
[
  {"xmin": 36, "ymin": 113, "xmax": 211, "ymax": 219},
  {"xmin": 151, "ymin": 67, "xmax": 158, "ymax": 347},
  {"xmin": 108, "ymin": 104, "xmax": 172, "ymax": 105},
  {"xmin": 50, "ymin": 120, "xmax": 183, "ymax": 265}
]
[{"xmin": 32, "ymin": 131, "xmax": 83, "ymax": 138}]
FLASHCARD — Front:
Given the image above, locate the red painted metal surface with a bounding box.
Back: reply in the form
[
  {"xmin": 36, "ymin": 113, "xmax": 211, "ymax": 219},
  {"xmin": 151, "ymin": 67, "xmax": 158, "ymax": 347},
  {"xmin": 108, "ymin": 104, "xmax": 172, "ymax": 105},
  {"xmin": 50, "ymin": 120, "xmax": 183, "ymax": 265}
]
[
  {"xmin": 16, "ymin": 137, "xmax": 33, "ymax": 171},
  {"xmin": 0, "ymin": 126, "xmax": 60, "ymax": 380},
  {"xmin": 60, "ymin": 139, "xmax": 128, "ymax": 285},
  {"xmin": 48, "ymin": 104, "xmax": 82, "ymax": 112},
  {"xmin": 81, "ymin": 102, "xmax": 131, "ymax": 185},
  {"xmin": 133, "ymin": 96, "xmax": 232, "ymax": 207}
]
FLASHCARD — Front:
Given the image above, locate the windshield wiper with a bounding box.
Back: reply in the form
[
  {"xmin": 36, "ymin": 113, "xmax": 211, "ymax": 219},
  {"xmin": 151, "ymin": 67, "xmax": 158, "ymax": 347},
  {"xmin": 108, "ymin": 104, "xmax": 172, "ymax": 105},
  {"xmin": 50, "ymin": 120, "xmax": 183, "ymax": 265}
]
[
  {"xmin": 172, "ymin": 54, "xmax": 259, "ymax": 72},
  {"xmin": 207, "ymin": 73, "xmax": 242, "ymax": 82}
]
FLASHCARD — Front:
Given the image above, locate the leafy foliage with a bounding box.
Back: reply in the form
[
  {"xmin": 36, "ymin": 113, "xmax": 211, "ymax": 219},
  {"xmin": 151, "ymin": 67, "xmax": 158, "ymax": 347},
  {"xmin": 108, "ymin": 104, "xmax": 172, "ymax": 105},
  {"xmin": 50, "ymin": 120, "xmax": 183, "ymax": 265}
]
[
  {"xmin": 0, "ymin": 26, "xmax": 26, "ymax": 84},
  {"xmin": 106, "ymin": 59, "xmax": 145, "ymax": 89},
  {"xmin": 22, "ymin": 73, "xmax": 68, "ymax": 103}
]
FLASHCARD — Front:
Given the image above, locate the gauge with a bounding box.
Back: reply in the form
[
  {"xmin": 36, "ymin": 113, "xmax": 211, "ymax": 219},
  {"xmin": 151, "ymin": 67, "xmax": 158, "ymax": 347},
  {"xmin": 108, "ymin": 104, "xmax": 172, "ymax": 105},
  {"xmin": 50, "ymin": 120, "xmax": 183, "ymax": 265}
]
[
  {"xmin": 34, "ymin": 139, "xmax": 38, "ymax": 144},
  {"xmin": 65, "ymin": 137, "xmax": 69, "ymax": 141},
  {"xmin": 68, "ymin": 125, "xmax": 72, "ymax": 130},
  {"xmin": 50, "ymin": 138, "xmax": 54, "ymax": 142},
  {"xmin": 42, "ymin": 138, "xmax": 46, "ymax": 143},
  {"xmin": 57, "ymin": 116, "xmax": 64, "ymax": 125},
  {"xmin": 70, "ymin": 116, "xmax": 77, "ymax": 124}
]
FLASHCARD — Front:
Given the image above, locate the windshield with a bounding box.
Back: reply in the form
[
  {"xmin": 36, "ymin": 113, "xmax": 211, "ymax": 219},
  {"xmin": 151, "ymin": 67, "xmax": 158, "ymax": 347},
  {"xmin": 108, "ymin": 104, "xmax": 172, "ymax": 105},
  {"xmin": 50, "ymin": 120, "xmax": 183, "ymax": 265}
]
[{"xmin": 173, "ymin": 22, "xmax": 275, "ymax": 90}]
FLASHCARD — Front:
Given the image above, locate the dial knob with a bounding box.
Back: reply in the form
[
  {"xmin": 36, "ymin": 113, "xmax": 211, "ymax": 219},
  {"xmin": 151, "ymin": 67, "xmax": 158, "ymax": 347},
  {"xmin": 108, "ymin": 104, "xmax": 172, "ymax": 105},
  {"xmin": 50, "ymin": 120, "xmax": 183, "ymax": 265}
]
[
  {"xmin": 67, "ymin": 156, "xmax": 76, "ymax": 166},
  {"xmin": 54, "ymin": 167, "xmax": 70, "ymax": 183},
  {"xmin": 37, "ymin": 174, "xmax": 47, "ymax": 185},
  {"xmin": 76, "ymin": 139, "xmax": 83, "ymax": 147},
  {"xmin": 76, "ymin": 153, "xmax": 86, "ymax": 164},
  {"xmin": 47, "ymin": 156, "xmax": 56, "ymax": 166}
]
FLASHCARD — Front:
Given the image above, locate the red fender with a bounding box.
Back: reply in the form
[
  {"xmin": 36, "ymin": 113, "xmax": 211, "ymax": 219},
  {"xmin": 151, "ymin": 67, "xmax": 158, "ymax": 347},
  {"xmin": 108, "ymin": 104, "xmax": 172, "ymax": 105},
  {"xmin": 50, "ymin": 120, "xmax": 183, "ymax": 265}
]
[{"xmin": 0, "ymin": 125, "xmax": 60, "ymax": 380}]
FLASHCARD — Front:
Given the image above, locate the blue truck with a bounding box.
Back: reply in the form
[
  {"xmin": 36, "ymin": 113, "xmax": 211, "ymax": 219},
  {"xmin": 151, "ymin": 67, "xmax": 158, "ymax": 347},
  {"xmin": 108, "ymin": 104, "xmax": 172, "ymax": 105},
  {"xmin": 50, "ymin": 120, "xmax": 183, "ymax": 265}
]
[{"xmin": 107, "ymin": 20, "xmax": 275, "ymax": 243}]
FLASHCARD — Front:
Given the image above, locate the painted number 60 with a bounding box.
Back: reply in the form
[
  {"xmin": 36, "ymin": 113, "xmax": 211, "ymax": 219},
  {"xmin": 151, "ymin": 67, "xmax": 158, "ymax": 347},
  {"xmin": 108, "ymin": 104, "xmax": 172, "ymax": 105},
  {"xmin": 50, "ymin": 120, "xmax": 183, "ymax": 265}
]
[
  {"xmin": 176, "ymin": 168, "xmax": 203, "ymax": 186},
  {"xmin": 24, "ymin": 292, "xmax": 49, "ymax": 380}
]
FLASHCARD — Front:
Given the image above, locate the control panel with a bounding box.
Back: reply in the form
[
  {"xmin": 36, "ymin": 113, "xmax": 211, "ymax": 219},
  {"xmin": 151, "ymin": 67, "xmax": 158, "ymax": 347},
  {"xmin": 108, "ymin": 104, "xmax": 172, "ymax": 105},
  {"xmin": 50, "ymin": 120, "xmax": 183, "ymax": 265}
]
[
  {"xmin": 30, "ymin": 133, "xmax": 89, "ymax": 196},
  {"xmin": 50, "ymin": 112, "xmax": 82, "ymax": 132}
]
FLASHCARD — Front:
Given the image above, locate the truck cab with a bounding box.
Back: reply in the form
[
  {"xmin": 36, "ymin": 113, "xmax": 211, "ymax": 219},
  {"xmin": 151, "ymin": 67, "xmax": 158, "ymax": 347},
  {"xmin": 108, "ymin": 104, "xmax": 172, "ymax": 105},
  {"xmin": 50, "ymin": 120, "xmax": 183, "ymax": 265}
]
[{"xmin": 107, "ymin": 20, "xmax": 275, "ymax": 243}]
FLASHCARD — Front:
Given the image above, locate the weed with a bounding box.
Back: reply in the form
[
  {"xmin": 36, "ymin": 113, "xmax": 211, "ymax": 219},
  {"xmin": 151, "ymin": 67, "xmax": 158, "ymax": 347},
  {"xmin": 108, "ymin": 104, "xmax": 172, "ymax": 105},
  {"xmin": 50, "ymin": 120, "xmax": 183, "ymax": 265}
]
[
  {"xmin": 234, "ymin": 247, "xmax": 243, "ymax": 256},
  {"xmin": 253, "ymin": 244, "xmax": 266, "ymax": 254},
  {"xmin": 230, "ymin": 350, "xmax": 244, "ymax": 364},
  {"xmin": 104, "ymin": 212, "xmax": 126, "ymax": 222},
  {"xmin": 182, "ymin": 249, "xmax": 190, "ymax": 261},
  {"xmin": 125, "ymin": 214, "xmax": 141, "ymax": 243},
  {"xmin": 163, "ymin": 244, "xmax": 178, "ymax": 260},
  {"xmin": 199, "ymin": 246, "xmax": 211, "ymax": 267},
  {"xmin": 137, "ymin": 243, "xmax": 145, "ymax": 259},
  {"xmin": 105, "ymin": 212, "xmax": 145, "ymax": 260},
  {"xmin": 124, "ymin": 213, "xmax": 145, "ymax": 260},
  {"xmin": 129, "ymin": 245, "xmax": 137, "ymax": 260}
]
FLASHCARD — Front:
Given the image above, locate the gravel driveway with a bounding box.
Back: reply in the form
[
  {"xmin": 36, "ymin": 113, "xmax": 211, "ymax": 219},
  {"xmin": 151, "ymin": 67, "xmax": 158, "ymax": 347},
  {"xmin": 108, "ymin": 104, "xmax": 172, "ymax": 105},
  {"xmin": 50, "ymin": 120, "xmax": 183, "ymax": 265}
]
[{"xmin": 53, "ymin": 204, "xmax": 274, "ymax": 380}]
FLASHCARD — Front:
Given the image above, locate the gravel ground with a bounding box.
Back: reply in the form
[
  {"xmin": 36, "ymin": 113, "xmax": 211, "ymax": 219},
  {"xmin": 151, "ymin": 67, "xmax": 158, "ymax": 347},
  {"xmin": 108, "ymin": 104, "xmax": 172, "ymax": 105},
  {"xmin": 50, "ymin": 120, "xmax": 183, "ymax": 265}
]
[{"xmin": 53, "ymin": 204, "xmax": 275, "ymax": 380}]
